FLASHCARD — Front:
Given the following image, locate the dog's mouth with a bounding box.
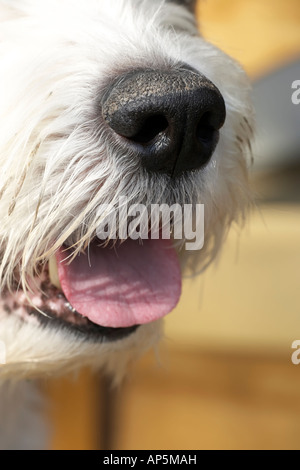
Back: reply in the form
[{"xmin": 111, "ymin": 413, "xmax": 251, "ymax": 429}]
[{"xmin": 3, "ymin": 237, "xmax": 182, "ymax": 342}]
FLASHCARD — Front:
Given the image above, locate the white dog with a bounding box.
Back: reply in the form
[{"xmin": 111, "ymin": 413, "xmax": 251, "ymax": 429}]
[{"xmin": 0, "ymin": 0, "xmax": 253, "ymax": 449}]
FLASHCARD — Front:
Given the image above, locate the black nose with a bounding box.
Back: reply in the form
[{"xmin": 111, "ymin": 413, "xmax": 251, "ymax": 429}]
[{"xmin": 101, "ymin": 67, "xmax": 226, "ymax": 177}]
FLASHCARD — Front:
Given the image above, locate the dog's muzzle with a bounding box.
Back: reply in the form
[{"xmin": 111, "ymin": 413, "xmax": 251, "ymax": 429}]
[{"xmin": 101, "ymin": 67, "xmax": 226, "ymax": 177}]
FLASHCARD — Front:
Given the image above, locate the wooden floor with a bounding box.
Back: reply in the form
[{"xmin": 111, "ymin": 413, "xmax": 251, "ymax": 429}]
[
  {"xmin": 46, "ymin": 346, "xmax": 300, "ymax": 450},
  {"xmin": 115, "ymin": 349, "xmax": 300, "ymax": 450}
]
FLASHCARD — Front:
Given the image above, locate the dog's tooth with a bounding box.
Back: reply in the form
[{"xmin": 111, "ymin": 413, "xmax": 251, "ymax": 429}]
[{"xmin": 49, "ymin": 256, "xmax": 62, "ymax": 290}]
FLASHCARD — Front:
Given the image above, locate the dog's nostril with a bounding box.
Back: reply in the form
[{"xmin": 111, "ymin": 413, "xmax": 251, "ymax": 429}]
[
  {"xmin": 196, "ymin": 112, "xmax": 217, "ymax": 144},
  {"xmin": 130, "ymin": 115, "xmax": 169, "ymax": 145}
]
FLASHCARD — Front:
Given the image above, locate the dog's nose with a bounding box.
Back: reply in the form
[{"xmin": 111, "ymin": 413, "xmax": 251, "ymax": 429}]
[{"xmin": 102, "ymin": 68, "xmax": 226, "ymax": 177}]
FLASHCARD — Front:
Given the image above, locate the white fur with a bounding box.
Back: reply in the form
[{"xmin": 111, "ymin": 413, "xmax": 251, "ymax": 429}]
[{"xmin": 0, "ymin": 0, "xmax": 253, "ymax": 448}]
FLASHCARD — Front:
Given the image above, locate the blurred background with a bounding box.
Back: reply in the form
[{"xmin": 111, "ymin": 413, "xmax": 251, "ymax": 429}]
[{"xmin": 45, "ymin": 0, "xmax": 300, "ymax": 450}]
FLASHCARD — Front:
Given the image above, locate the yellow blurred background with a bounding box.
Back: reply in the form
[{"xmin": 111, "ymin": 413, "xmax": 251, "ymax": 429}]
[{"xmin": 45, "ymin": 0, "xmax": 300, "ymax": 450}]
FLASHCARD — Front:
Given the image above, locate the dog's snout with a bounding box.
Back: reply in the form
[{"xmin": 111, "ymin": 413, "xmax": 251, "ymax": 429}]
[{"xmin": 102, "ymin": 68, "xmax": 226, "ymax": 177}]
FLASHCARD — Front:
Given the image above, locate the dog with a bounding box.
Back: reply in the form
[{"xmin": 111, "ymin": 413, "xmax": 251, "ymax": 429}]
[{"xmin": 0, "ymin": 0, "xmax": 253, "ymax": 449}]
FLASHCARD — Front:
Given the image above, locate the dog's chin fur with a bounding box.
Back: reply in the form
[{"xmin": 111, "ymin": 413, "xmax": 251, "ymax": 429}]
[
  {"xmin": 1, "ymin": 315, "xmax": 163, "ymax": 383},
  {"xmin": 0, "ymin": 0, "xmax": 253, "ymax": 389}
]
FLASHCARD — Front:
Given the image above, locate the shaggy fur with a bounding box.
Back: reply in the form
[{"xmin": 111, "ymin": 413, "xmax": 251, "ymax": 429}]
[{"xmin": 0, "ymin": 0, "xmax": 253, "ymax": 449}]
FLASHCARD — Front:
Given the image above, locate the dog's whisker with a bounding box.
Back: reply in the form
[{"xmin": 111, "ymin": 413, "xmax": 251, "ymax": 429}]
[
  {"xmin": 0, "ymin": 177, "xmax": 13, "ymax": 201},
  {"xmin": 8, "ymin": 142, "xmax": 41, "ymax": 216}
]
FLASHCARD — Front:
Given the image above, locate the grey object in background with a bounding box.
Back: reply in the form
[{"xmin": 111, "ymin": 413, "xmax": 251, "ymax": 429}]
[{"xmin": 250, "ymin": 59, "xmax": 300, "ymax": 201}]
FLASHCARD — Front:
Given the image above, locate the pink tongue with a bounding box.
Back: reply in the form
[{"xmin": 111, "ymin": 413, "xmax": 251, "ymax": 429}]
[{"xmin": 56, "ymin": 239, "xmax": 181, "ymax": 328}]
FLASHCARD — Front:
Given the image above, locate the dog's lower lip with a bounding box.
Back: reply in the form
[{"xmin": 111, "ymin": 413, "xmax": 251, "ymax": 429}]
[
  {"xmin": 29, "ymin": 303, "xmax": 140, "ymax": 342},
  {"xmin": 36, "ymin": 274, "xmax": 140, "ymax": 341},
  {"xmin": 4, "ymin": 235, "xmax": 180, "ymax": 338},
  {"xmin": 1, "ymin": 263, "xmax": 139, "ymax": 342},
  {"xmin": 38, "ymin": 284, "xmax": 140, "ymax": 341}
]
